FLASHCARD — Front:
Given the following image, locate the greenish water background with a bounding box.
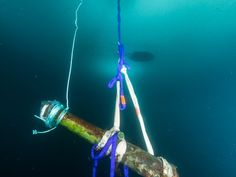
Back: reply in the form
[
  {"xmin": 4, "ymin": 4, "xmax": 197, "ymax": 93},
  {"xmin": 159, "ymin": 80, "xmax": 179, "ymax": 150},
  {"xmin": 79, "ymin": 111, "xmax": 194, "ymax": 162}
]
[{"xmin": 0, "ymin": 0, "xmax": 236, "ymax": 176}]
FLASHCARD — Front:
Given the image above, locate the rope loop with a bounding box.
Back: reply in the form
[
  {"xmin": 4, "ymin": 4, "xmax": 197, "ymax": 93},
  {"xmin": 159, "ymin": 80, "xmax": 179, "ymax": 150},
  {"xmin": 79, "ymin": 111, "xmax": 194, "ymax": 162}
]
[
  {"xmin": 91, "ymin": 132, "xmax": 118, "ymax": 177},
  {"xmin": 32, "ymin": 100, "xmax": 68, "ymax": 135},
  {"xmin": 108, "ymin": 43, "xmax": 130, "ymax": 111},
  {"xmin": 91, "ymin": 129, "xmax": 127, "ymax": 177}
]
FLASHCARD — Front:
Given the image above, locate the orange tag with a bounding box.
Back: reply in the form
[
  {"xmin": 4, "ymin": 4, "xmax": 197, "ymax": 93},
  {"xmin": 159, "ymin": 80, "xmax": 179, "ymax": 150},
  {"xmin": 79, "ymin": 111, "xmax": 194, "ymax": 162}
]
[{"xmin": 120, "ymin": 95, "xmax": 126, "ymax": 105}]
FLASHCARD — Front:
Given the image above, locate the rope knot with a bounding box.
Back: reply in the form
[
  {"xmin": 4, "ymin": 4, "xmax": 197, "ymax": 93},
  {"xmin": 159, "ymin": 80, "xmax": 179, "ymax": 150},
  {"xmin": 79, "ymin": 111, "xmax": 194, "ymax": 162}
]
[{"xmin": 108, "ymin": 43, "xmax": 130, "ymax": 111}]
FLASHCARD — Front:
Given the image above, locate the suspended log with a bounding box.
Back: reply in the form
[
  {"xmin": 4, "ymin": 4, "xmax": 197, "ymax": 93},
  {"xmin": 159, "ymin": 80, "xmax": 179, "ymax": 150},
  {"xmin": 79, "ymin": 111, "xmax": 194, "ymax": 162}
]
[
  {"xmin": 60, "ymin": 113, "xmax": 179, "ymax": 177},
  {"xmin": 35, "ymin": 100, "xmax": 179, "ymax": 177}
]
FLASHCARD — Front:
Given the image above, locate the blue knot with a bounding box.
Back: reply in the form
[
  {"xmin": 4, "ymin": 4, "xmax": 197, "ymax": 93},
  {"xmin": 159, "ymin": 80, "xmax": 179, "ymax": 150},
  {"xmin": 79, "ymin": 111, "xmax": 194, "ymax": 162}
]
[{"xmin": 108, "ymin": 43, "xmax": 130, "ymax": 110}]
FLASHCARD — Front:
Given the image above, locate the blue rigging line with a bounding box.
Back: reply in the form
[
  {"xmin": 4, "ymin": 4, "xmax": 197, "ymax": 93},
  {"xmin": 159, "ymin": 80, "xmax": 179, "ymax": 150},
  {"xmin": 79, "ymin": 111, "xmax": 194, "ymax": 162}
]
[
  {"xmin": 108, "ymin": 0, "xmax": 130, "ymax": 110},
  {"xmin": 117, "ymin": 0, "xmax": 121, "ymax": 44}
]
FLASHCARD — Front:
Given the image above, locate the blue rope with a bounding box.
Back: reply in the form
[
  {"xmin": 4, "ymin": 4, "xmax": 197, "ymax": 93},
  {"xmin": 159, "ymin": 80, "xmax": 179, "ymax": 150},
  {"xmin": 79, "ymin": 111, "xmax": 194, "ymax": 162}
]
[
  {"xmin": 32, "ymin": 101, "xmax": 68, "ymax": 135},
  {"xmin": 117, "ymin": 0, "xmax": 121, "ymax": 43},
  {"xmin": 91, "ymin": 133, "xmax": 118, "ymax": 177},
  {"xmin": 108, "ymin": 0, "xmax": 130, "ymax": 110},
  {"xmin": 124, "ymin": 165, "xmax": 129, "ymax": 177},
  {"xmin": 99, "ymin": 1, "xmax": 129, "ymax": 176}
]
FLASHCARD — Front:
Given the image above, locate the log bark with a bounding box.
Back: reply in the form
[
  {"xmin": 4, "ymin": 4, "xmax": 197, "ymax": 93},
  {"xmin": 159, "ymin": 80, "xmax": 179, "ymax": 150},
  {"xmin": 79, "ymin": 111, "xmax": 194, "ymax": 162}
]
[{"xmin": 60, "ymin": 113, "xmax": 179, "ymax": 177}]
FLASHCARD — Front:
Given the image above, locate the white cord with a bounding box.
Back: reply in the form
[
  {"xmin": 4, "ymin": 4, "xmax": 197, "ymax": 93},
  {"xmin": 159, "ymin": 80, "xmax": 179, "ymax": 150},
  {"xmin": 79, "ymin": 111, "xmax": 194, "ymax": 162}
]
[
  {"xmin": 113, "ymin": 81, "xmax": 121, "ymax": 130},
  {"xmin": 66, "ymin": 0, "xmax": 84, "ymax": 109},
  {"xmin": 121, "ymin": 66, "xmax": 154, "ymax": 155}
]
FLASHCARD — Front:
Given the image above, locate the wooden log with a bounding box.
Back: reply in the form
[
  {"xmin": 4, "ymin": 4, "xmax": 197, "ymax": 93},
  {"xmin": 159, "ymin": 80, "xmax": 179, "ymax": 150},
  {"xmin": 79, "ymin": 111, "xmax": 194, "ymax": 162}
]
[{"xmin": 60, "ymin": 113, "xmax": 179, "ymax": 177}]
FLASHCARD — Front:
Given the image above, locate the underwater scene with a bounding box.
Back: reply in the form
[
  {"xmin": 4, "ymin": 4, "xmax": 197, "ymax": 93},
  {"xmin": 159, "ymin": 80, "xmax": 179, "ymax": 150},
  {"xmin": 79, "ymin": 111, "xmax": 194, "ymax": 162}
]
[{"xmin": 1, "ymin": 0, "xmax": 236, "ymax": 177}]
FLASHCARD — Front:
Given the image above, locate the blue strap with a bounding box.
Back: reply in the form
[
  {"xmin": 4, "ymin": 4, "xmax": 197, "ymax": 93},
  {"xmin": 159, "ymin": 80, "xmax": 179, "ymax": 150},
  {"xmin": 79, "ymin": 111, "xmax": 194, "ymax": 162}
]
[
  {"xmin": 91, "ymin": 133, "xmax": 118, "ymax": 177},
  {"xmin": 124, "ymin": 165, "xmax": 129, "ymax": 177}
]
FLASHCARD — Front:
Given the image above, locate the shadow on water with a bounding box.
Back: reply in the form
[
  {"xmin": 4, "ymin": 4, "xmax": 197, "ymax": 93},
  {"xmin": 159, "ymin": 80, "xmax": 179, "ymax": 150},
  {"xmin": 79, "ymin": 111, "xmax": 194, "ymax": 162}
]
[{"xmin": 128, "ymin": 51, "xmax": 155, "ymax": 62}]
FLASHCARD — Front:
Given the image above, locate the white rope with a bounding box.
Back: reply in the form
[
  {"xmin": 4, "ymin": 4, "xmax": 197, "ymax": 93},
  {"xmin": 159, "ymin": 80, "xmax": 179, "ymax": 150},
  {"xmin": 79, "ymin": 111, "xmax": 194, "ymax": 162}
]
[
  {"xmin": 113, "ymin": 81, "xmax": 121, "ymax": 130},
  {"xmin": 96, "ymin": 81, "xmax": 121, "ymax": 150},
  {"xmin": 121, "ymin": 66, "xmax": 154, "ymax": 155},
  {"xmin": 66, "ymin": 0, "xmax": 84, "ymax": 109},
  {"xmin": 95, "ymin": 81, "xmax": 126, "ymax": 160},
  {"xmin": 116, "ymin": 137, "xmax": 127, "ymax": 162},
  {"xmin": 96, "ymin": 128, "xmax": 127, "ymax": 162},
  {"xmin": 161, "ymin": 157, "xmax": 174, "ymax": 177},
  {"xmin": 96, "ymin": 128, "xmax": 115, "ymax": 150}
]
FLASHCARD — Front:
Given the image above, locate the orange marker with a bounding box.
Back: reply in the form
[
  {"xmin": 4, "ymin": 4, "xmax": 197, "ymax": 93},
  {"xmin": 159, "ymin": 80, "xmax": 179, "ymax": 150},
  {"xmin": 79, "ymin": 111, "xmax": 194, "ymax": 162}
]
[{"xmin": 120, "ymin": 95, "xmax": 126, "ymax": 105}]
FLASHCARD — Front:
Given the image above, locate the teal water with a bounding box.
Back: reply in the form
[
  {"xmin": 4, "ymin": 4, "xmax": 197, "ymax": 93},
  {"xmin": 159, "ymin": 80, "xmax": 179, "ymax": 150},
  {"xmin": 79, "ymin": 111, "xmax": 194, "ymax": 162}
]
[{"xmin": 1, "ymin": 0, "xmax": 236, "ymax": 176}]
